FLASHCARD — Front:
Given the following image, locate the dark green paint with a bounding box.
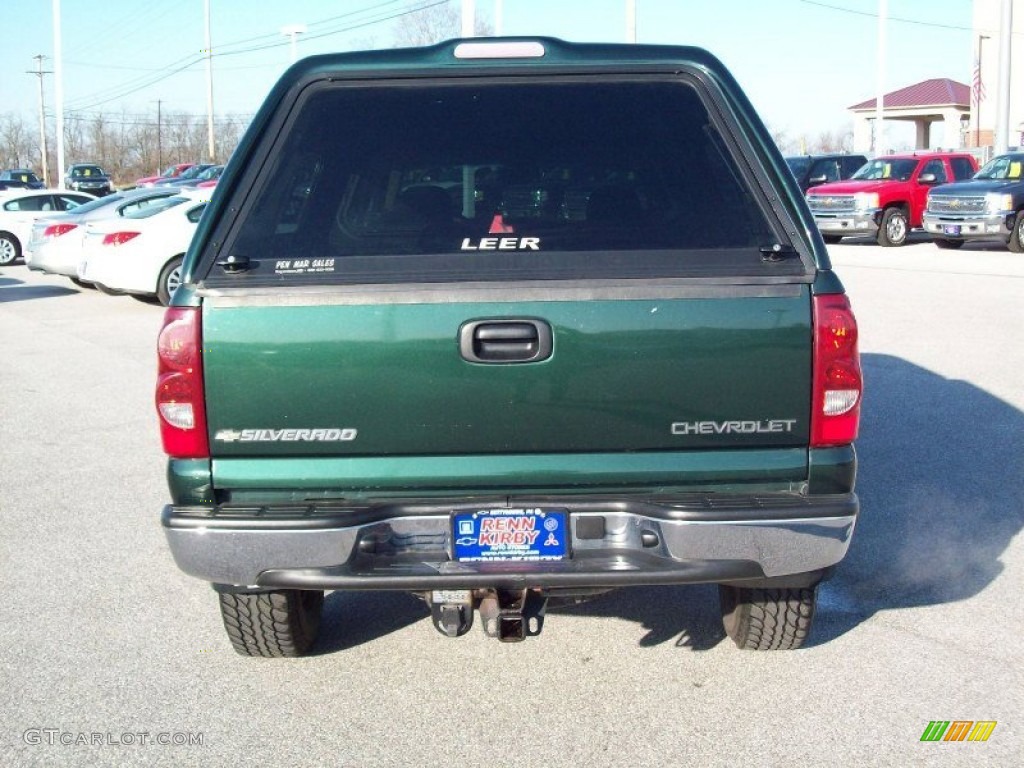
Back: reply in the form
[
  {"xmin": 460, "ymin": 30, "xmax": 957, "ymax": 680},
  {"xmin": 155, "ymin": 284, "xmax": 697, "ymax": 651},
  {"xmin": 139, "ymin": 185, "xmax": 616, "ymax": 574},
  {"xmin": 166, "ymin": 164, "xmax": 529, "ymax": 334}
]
[
  {"xmin": 202, "ymin": 292, "xmax": 812, "ymax": 459},
  {"xmin": 807, "ymin": 446, "xmax": 857, "ymax": 495},
  {"xmin": 167, "ymin": 458, "xmax": 214, "ymax": 506},
  {"xmin": 211, "ymin": 448, "xmax": 807, "ymax": 498}
]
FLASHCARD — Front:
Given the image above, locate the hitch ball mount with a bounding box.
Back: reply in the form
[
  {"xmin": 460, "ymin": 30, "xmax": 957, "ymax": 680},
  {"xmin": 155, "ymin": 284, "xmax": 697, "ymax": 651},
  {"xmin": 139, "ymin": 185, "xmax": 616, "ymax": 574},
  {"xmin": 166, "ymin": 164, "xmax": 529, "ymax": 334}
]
[{"xmin": 429, "ymin": 588, "xmax": 548, "ymax": 642}]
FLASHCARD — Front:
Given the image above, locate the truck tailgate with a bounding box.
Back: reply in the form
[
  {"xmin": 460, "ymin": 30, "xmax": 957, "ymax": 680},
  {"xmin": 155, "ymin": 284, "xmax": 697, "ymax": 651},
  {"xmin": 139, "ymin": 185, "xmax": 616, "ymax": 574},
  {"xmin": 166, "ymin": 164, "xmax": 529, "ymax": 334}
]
[{"xmin": 202, "ymin": 288, "xmax": 810, "ymax": 462}]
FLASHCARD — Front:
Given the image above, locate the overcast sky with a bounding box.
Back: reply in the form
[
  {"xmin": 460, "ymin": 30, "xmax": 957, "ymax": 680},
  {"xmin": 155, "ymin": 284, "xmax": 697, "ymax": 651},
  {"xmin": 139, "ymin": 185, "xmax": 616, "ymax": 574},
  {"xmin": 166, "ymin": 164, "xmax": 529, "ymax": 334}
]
[{"xmin": 1, "ymin": 0, "xmax": 974, "ymax": 147}]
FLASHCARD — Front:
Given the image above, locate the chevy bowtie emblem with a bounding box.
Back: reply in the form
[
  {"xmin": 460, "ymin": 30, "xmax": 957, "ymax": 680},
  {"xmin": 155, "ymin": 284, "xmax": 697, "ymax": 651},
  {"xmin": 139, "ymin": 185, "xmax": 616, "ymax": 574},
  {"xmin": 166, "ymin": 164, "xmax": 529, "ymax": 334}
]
[{"xmin": 950, "ymin": 199, "xmax": 961, "ymax": 208}]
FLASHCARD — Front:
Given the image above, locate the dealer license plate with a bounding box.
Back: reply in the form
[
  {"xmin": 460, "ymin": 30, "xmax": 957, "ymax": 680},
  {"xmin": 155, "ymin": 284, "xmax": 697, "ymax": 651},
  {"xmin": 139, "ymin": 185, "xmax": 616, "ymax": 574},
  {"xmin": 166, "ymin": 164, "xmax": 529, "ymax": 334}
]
[
  {"xmin": 452, "ymin": 508, "xmax": 568, "ymax": 562},
  {"xmin": 943, "ymin": 225, "xmax": 961, "ymax": 236}
]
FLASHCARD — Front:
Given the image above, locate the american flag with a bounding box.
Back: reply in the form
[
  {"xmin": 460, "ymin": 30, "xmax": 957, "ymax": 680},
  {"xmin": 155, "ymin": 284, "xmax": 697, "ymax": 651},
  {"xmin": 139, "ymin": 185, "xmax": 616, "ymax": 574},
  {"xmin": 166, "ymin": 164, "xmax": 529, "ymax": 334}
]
[{"xmin": 973, "ymin": 56, "xmax": 986, "ymax": 107}]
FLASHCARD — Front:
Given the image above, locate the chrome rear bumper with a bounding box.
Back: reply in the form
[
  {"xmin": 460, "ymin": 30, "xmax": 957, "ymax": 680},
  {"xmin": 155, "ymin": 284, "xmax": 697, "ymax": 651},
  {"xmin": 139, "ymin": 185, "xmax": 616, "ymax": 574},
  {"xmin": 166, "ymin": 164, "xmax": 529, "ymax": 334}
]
[{"xmin": 163, "ymin": 494, "xmax": 858, "ymax": 589}]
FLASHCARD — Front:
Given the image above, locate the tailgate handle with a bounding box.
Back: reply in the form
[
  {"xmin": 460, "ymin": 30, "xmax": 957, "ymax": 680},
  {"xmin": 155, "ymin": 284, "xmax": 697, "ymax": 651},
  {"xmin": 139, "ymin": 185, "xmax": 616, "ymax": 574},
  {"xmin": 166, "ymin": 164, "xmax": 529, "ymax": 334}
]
[{"xmin": 459, "ymin": 319, "xmax": 552, "ymax": 364}]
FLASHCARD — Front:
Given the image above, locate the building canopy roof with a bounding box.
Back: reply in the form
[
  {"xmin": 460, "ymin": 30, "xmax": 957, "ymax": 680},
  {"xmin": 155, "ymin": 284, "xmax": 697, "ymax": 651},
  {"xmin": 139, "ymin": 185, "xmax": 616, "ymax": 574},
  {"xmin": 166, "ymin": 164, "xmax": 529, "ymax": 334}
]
[{"xmin": 849, "ymin": 78, "xmax": 970, "ymax": 111}]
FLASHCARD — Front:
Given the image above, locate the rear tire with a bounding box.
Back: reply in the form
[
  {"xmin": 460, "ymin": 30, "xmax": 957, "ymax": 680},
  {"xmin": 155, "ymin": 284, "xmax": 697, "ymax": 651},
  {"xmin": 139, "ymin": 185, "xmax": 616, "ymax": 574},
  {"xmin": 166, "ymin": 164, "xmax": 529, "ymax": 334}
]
[
  {"xmin": 876, "ymin": 207, "xmax": 908, "ymax": 247},
  {"xmin": 1007, "ymin": 212, "xmax": 1024, "ymax": 253},
  {"xmin": 157, "ymin": 256, "xmax": 183, "ymax": 306},
  {"xmin": 719, "ymin": 584, "xmax": 816, "ymax": 650},
  {"xmin": 218, "ymin": 589, "xmax": 324, "ymax": 657},
  {"xmin": 822, "ymin": 235, "xmax": 843, "ymax": 245},
  {"xmin": 934, "ymin": 238, "xmax": 964, "ymax": 250},
  {"xmin": 0, "ymin": 233, "xmax": 20, "ymax": 265}
]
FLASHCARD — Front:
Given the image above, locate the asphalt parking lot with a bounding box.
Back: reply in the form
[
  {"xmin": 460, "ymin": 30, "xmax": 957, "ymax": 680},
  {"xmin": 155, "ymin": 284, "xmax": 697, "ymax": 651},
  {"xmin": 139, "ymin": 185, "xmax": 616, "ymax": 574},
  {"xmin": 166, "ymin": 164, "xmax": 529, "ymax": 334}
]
[{"xmin": 2, "ymin": 240, "xmax": 1021, "ymax": 767}]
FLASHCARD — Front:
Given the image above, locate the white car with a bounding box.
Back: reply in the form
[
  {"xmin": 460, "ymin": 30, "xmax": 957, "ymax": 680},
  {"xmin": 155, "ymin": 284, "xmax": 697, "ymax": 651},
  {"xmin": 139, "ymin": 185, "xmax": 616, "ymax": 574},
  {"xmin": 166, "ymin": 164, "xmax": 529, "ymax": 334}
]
[
  {"xmin": 26, "ymin": 188, "xmax": 180, "ymax": 285},
  {"xmin": 78, "ymin": 189, "xmax": 209, "ymax": 305},
  {"xmin": 0, "ymin": 189, "xmax": 96, "ymax": 265}
]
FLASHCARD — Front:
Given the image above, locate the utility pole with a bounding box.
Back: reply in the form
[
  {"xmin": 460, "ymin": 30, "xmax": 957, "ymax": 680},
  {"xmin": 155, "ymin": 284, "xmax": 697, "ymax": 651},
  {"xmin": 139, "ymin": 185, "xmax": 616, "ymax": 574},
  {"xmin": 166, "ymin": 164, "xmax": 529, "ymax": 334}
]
[
  {"xmin": 27, "ymin": 55, "xmax": 52, "ymax": 186},
  {"xmin": 156, "ymin": 100, "xmax": 163, "ymax": 174},
  {"xmin": 204, "ymin": 0, "xmax": 215, "ymax": 161}
]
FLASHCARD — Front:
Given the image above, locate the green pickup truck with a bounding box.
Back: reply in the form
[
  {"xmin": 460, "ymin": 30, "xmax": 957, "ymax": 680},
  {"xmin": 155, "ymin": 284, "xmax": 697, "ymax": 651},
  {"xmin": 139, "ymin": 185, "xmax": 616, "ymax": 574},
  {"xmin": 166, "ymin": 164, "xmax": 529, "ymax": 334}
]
[{"xmin": 157, "ymin": 38, "xmax": 862, "ymax": 656}]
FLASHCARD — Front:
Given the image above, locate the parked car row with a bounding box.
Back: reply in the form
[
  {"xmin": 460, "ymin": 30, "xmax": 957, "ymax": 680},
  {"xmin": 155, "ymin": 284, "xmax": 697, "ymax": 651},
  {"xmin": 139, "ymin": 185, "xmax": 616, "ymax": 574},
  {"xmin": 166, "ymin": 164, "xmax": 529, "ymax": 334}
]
[
  {"xmin": 791, "ymin": 149, "xmax": 1024, "ymax": 252},
  {"xmin": 1, "ymin": 160, "xmax": 222, "ymax": 197},
  {"xmin": 10, "ymin": 186, "xmax": 211, "ymax": 305},
  {"xmin": 0, "ymin": 189, "xmax": 96, "ymax": 265}
]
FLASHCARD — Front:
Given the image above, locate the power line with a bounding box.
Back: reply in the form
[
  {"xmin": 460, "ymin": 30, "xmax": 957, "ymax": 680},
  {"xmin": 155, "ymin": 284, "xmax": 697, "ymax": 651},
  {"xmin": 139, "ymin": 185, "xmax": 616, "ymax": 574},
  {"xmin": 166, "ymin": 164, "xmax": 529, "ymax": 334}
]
[
  {"xmin": 799, "ymin": 0, "xmax": 975, "ymax": 33},
  {"xmin": 63, "ymin": 0, "xmax": 433, "ymax": 112}
]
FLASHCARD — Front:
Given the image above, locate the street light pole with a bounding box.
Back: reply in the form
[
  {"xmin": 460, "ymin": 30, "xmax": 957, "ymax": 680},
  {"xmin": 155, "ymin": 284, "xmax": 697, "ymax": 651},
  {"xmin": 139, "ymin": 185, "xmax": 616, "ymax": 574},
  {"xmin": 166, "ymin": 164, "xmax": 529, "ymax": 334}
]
[
  {"xmin": 280, "ymin": 24, "xmax": 307, "ymax": 63},
  {"xmin": 204, "ymin": 0, "xmax": 215, "ymax": 162},
  {"xmin": 53, "ymin": 0, "xmax": 65, "ymax": 188},
  {"xmin": 994, "ymin": 0, "xmax": 1013, "ymax": 154},
  {"xmin": 875, "ymin": 0, "xmax": 887, "ymax": 155}
]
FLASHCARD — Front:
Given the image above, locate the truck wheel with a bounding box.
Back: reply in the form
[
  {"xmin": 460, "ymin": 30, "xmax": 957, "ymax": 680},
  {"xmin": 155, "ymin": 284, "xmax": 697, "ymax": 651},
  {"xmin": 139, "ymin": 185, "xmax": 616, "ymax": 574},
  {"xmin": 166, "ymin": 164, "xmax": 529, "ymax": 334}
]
[
  {"xmin": 1008, "ymin": 213, "xmax": 1024, "ymax": 253},
  {"xmin": 719, "ymin": 585, "xmax": 816, "ymax": 650},
  {"xmin": 934, "ymin": 238, "xmax": 964, "ymax": 250},
  {"xmin": 218, "ymin": 589, "xmax": 324, "ymax": 657},
  {"xmin": 157, "ymin": 256, "xmax": 184, "ymax": 306},
  {"xmin": 822, "ymin": 235, "xmax": 843, "ymax": 245},
  {"xmin": 0, "ymin": 233, "xmax": 20, "ymax": 265},
  {"xmin": 876, "ymin": 207, "xmax": 908, "ymax": 247}
]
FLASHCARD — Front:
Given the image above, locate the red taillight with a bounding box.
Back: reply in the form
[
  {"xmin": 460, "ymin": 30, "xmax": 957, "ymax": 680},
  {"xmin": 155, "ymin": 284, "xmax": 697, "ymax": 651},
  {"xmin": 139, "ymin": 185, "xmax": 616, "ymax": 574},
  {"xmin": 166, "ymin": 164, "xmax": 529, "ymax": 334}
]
[
  {"xmin": 156, "ymin": 307, "xmax": 209, "ymax": 458},
  {"xmin": 811, "ymin": 294, "xmax": 863, "ymax": 447},
  {"xmin": 44, "ymin": 223, "xmax": 78, "ymax": 238},
  {"xmin": 102, "ymin": 231, "xmax": 141, "ymax": 246}
]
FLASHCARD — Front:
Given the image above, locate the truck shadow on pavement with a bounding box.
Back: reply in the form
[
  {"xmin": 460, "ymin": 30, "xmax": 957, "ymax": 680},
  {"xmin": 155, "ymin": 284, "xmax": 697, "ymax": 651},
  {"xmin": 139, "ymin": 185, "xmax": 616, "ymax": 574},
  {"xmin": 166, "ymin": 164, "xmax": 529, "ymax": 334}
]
[
  {"xmin": 311, "ymin": 353, "xmax": 1023, "ymax": 653},
  {"xmin": 314, "ymin": 591, "xmax": 431, "ymax": 654},
  {"xmin": 812, "ymin": 352, "xmax": 1023, "ymax": 644}
]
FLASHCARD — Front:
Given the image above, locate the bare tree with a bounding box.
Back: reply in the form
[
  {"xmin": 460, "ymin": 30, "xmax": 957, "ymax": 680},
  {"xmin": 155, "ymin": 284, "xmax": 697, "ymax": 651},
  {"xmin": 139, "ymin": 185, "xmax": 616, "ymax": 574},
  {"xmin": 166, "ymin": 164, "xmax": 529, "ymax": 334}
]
[
  {"xmin": 768, "ymin": 125, "xmax": 795, "ymax": 154},
  {"xmin": 62, "ymin": 115, "xmax": 87, "ymax": 173},
  {"xmin": 810, "ymin": 128, "xmax": 856, "ymax": 154},
  {"xmin": 0, "ymin": 113, "xmax": 35, "ymax": 169},
  {"xmin": 393, "ymin": 0, "xmax": 492, "ymax": 47}
]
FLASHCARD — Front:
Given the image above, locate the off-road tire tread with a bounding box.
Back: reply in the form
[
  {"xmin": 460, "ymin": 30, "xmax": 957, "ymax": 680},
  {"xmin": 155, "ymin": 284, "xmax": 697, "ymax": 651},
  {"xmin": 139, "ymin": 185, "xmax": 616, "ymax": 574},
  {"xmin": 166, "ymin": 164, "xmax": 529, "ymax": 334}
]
[
  {"xmin": 719, "ymin": 585, "xmax": 816, "ymax": 650},
  {"xmin": 218, "ymin": 590, "xmax": 323, "ymax": 657}
]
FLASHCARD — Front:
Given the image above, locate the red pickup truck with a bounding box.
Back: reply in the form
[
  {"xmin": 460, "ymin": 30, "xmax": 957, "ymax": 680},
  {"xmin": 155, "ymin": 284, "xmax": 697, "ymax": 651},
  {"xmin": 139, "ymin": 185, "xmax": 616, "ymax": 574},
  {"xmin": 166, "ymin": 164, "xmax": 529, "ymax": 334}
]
[{"xmin": 807, "ymin": 151, "xmax": 978, "ymax": 246}]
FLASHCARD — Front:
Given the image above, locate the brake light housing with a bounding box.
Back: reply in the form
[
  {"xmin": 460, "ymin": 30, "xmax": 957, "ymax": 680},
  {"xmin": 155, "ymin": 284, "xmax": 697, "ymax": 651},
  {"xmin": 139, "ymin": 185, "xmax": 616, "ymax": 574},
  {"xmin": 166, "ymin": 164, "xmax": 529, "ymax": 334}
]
[
  {"xmin": 102, "ymin": 231, "xmax": 141, "ymax": 246},
  {"xmin": 43, "ymin": 223, "xmax": 78, "ymax": 238},
  {"xmin": 811, "ymin": 294, "xmax": 862, "ymax": 447},
  {"xmin": 156, "ymin": 307, "xmax": 209, "ymax": 458}
]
